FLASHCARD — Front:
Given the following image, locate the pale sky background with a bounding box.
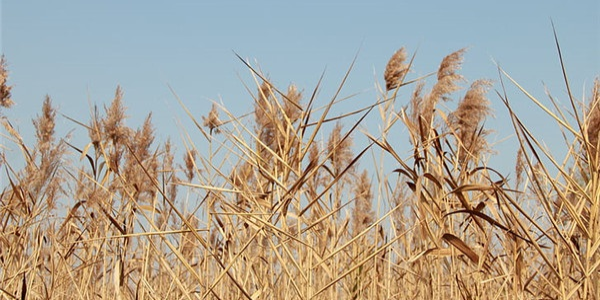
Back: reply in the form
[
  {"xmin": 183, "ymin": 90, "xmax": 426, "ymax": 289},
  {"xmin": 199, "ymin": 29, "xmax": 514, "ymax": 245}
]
[{"xmin": 2, "ymin": 1, "xmax": 600, "ymax": 182}]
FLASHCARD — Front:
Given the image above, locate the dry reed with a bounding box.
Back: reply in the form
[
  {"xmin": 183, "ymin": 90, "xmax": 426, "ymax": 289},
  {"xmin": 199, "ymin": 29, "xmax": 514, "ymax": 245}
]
[
  {"xmin": 0, "ymin": 35, "xmax": 598, "ymax": 299},
  {"xmin": 384, "ymin": 47, "xmax": 408, "ymax": 91},
  {"xmin": 0, "ymin": 55, "xmax": 14, "ymax": 108}
]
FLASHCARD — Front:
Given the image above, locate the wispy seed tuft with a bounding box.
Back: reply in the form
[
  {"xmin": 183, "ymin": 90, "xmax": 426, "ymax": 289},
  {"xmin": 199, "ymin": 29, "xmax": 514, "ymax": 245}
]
[
  {"xmin": 184, "ymin": 149, "xmax": 197, "ymax": 182},
  {"xmin": 384, "ymin": 47, "xmax": 409, "ymax": 91},
  {"xmin": 431, "ymin": 48, "xmax": 466, "ymax": 102},
  {"xmin": 586, "ymin": 78, "xmax": 600, "ymax": 159},
  {"xmin": 0, "ymin": 56, "xmax": 13, "ymax": 108},
  {"xmin": 202, "ymin": 103, "xmax": 222, "ymax": 134},
  {"xmin": 352, "ymin": 170, "xmax": 374, "ymax": 236},
  {"xmin": 451, "ymin": 79, "xmax": 492, "ymax": 163}
]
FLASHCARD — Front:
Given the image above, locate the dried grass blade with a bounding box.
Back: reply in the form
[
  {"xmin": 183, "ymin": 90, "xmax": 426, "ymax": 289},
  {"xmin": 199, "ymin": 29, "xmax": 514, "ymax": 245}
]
[
  {"xmin": 499, "ymin": 68, "xmax": 580, "ymax": 139},
  {"xmin": 441, "ymin": 233, "xmax": 479, "ymax": 265},
  {"xmin": 312, "ymin": 228, "xmax": 411, "ymax": 298},
  {"xmin": 444, "ymin": 209, "xmax": 534, "ymax": 245}
]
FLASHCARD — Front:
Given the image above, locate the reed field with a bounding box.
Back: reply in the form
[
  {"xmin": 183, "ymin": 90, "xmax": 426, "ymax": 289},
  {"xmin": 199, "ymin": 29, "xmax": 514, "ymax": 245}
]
[{"xmin": 1, "ymin": 34, "xmax": 599, "ymax": 299}]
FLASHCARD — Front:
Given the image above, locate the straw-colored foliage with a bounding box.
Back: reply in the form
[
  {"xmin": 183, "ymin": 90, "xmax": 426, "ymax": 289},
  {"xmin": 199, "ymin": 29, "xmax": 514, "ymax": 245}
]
[{"xmin": 1, "ymin": 38, "xmax": 598, "ymax": 299}]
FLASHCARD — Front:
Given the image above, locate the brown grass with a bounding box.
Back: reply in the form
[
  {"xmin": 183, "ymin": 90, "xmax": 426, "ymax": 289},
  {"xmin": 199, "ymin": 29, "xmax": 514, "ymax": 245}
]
[{"xmin": 0, "ymin": 36, "xmax": 599, "ymax": 299}]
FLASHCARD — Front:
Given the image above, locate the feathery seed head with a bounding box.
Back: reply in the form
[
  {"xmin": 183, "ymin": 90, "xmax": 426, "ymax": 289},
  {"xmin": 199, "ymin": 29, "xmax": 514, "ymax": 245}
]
[
  {"xmin": 327, "ymin": 122, "xmax": 354, "ymax": 174},
  {"xmin": 184, "ymin": 149, "xmax": 197, "ymax": 182},
  {"xmin": 34, "ymin": 96, "xmax": 57, "ymax": 152},
  {"xmin": 284, "ymin": 84, "xmax": 302, "ymax": 123},
  {"xmin": 452, "ymin": 79, "xmax": 492, "ymax": 163},
  {"xmin": 352, "ymin": 170, "xmax": 374, "ymax": 235},
  {"xmin": 586, "ymin": 78, "xmax": 600, "ymax": 158},
  {"xmin": 103, "ymin": 86, "xmax": 128, "ymax": 145},
  {"xmin": 431, "ymin": 48, "xmax": 466, "ymax": 102},
  {"xmin": 384, "ymin": 47, "xmax": 409, "ymax": 91},
  {"xmin": 0, "ymin": 56, "xmax": 14, "ymax": 108},
  {"xmin": 202, "ymin": 103, "xmax": 222, "ymax": 134}
]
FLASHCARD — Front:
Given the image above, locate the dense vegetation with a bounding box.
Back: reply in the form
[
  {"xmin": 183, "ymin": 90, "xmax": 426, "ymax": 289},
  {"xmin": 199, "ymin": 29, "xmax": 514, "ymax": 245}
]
[{"xmin": 1, "ymin": 37, "xmax": 598, "ymax": 299}]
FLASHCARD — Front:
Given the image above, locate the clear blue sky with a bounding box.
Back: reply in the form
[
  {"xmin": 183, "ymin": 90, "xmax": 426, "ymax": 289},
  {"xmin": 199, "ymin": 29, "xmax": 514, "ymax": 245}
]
[{"xmin": 2, "ymin": 1, "xmax": 599, "ymax": 178}]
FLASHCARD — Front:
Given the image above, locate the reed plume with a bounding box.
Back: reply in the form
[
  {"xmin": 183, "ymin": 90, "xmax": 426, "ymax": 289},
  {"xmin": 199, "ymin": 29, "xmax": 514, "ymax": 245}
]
[
  {"xmin": 384, "ymin": 47, "xmax": 408, "ymax": 91},
  {"xmin": 586, "ymin": 78, "xmax": 600, "ymax": 160},
  {"xmin": 0, "ymin": 56, "xmax": 13, "ymax": 108},
  {"xmin": 183, "ymin": 148, "xmax": 197, "ymax": 182},
  {"xmin": 162, "ymin": 139, "xmax": 179, "ymax": 201},
  {"xmin": 0, "ymin": 37, "xmax": 597, "ymax": 299},
  {"xmin": 450, "ymin": 79, "xmax": 492, "ymax": 164},
  {"xmin": 27, "ymin": 96, "xmax": 64, "ymax": 209},
  {"xmin": 103, "ymin": 86, "xmax": 128, "ymax": 173},
  {"xmin": 432, "ymin": 48, "xmax": 466, "ymax": 102},
  {"xmin": 284, "ymin": 84, "xmax": 302, "ymax": 123},
  {"xmin": 351, "ymin": 170, "xmax": 374, "ymax": 236},
  {"xmin": 327, "ymin": 122, "xmax": 354, "ymax": 176},
  {"xmin": 103, "ymin": 86, "xmax": 128, "ymax": 145},
  {"xmin": 409, "ymin": 48, "xmax": 467, "ymax": 144},
  {"xmin": 122, "ymin": 113, "xmax": 157, "ymax": 203},
  {"xmin": 202, "ymin": 102, "xmax": 222, "ymax": 134}
]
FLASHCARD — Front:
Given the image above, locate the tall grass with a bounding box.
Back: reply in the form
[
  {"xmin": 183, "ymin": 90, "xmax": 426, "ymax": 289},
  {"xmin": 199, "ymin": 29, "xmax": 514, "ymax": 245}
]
[{"xmin": 0, "ymin": 35, "xmax": 598, "ymax": 299}]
